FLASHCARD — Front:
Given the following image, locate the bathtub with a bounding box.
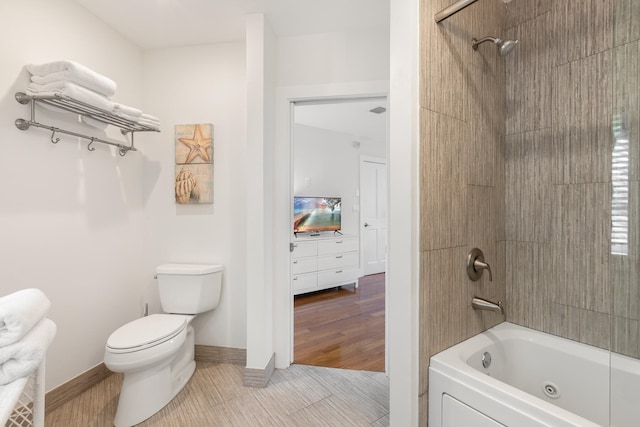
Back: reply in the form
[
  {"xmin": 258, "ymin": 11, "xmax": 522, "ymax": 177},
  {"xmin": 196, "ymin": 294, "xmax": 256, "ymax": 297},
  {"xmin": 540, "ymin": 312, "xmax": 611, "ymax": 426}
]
[{"xmin": 429, "ymin": 322, "xmax": 640, "ymax": 427}]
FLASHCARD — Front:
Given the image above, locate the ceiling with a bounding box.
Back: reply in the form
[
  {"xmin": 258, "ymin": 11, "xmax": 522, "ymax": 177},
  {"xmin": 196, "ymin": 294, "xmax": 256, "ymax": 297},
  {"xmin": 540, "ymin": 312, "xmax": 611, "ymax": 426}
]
[
  {"xmin": 294, "ymin": 98, "xmax": 387, "ymax": 145},
  {"xmin": 75, "ymin": 0, "xmax": 389, "ymax": 49},
  {"xmin": 73, "ymin": 0, "xmax": 390, "ymax": 145}
]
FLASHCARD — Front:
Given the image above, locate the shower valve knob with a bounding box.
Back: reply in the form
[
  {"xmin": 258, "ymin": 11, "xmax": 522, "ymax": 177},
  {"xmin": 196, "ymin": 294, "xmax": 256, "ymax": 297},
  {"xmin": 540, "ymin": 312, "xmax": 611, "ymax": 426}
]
[{"xmin": 467, "ymin": 248, "xmax": 493, "ymax": 281}]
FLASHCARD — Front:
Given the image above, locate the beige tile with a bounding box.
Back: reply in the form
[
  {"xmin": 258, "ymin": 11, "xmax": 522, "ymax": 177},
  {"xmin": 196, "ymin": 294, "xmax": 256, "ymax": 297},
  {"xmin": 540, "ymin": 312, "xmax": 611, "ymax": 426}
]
[
  {"xmin": 552, "ymin": 50, "xmax": 613, "ymax": 185},
  {"xmin": 614, "ymin": 40, "xmax": 640, "ymax": 181},
  {"xmin": 554, "ymin": 183, "xmax": 611, "ymax": 313},
  {"xmin": 551, "ymin": 0, "xmax": 613, "ymax": 66},
  {"xmin": 506, "ymin": 241, "xmax": 551, "ymax": 332},
  {"xmin": 303, "ymin": 367, "xmax": 389, "ymax": 424},
  {"xmin": 421, "ymin": 0, "xmax": 473, "ymax": 120},
  {"xmin": 579, "ymin": 309, "xmax": 611, "ymax": 350},
  {"xmin": 504, "ymin": 0, "xmax": 552, "ymax": 30},
  {"xmin": 286, "ymin": 396, "xmax": 371, "ymax": 427},
  {"xmin": 420, "ymin": 247, "xmax": 468, "ymax": 394},
  {"xmin": 45, "ymin": 363, "xmax": 389, "ymax": 427},
  {"xmin": 505, "ymin": 12, "xmax": 552, "ymax": 135},
  {"xmin": 505, "ymin": 129, "xmax": 554, "ymax": 243},
  {"xmin": 612, "ymin": 316, "xmax": 640, "ymax": 358},
  {"xmin": 614, "ymin": 0, "xmax": 640, "ymax": 46},
  {"xmin": 546, "ymin": 303, "xmax": 581, "ymax": 341},
  {"xmin": 371, "ymin": 413, "xmax": 390, "ymax": 427},
  {"xmin": 250, "ymin": 366, "xmax": 331, "ymax": 424},
  {"xmin": 420, "ymin": 109, "xmax": 468, "ymax": 251}
]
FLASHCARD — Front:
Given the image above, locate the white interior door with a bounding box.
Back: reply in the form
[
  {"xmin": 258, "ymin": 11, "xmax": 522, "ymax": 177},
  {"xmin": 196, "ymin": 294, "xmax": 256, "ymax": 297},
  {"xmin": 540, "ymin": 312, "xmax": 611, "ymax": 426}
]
[{"xmin": 360, "ymin": 156, "xmax": 387, "ymax": 275}]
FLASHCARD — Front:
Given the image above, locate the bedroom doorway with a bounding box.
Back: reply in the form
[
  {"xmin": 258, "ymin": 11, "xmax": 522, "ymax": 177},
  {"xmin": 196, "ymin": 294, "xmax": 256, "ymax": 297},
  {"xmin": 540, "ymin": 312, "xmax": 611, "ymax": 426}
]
[{"xmin": 290, "ymin": 96, "xmax": 388, "ymax": 371}]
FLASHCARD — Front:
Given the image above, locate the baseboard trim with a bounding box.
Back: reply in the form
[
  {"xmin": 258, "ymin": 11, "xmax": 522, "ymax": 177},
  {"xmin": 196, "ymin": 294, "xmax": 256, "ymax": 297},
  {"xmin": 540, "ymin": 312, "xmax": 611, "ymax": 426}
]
[
  {"xmin": 195, "ymin": 345, "xmax": 246, "ymax": 365},
  {"xmin": 45, "ymin": 345, "xmax": 246, "ymax": 414},
  {"xmin": 45, "ymin": 363, "xmax": 113, "ymax": 414},
  {"xmin": 243, "ymin": 352, "xmax": 275, "ymax": 388}
]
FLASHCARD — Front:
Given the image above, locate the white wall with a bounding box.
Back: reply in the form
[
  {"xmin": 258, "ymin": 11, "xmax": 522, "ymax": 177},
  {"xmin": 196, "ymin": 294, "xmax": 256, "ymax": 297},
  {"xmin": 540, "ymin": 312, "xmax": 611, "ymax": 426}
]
[
  {"xmin": 388, "ymin": 0, "xmax": 420, "ymax": 424},
  {"xmin": 245, "ymin": 13, "xmax": 277, "ymax": 370},
  {"xmin": 0, "ymin": 0, "xmax": 147, "ymax": 390},
  {"xmin": 293, "ymin": 124, "xmax": 385, "ymax": 236},
  {"xmin": 272, "ymin": 22, "xmax": 390, "ymax": 367},
  {"xmin": 277, "ymin": 30, "xmax": 390, "ymax": 86},
  {"xmin": 141, "ymin": 44, "xmax": 247, "ymax": 349}
]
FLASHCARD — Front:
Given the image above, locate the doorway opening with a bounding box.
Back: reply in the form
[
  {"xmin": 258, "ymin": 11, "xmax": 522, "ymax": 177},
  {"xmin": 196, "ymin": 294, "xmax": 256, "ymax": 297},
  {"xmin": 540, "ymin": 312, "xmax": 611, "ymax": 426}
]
[{"xmin": 290, "ymin": 96, "xmax": 388, "ymax": 372}]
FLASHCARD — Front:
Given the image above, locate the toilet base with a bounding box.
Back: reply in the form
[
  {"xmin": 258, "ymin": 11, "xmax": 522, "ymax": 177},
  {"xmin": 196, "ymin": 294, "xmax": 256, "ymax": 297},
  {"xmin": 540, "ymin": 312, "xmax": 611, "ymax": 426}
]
[{"xmin": 113, "ymin": 326, "xmax": 195, "ymax": 427}]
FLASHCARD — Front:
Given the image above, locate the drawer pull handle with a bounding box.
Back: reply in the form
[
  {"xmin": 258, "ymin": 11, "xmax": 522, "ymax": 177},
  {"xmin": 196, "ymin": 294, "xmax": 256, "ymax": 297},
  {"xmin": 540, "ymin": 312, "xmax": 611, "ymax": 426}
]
[
  {"xmin": 336, "ymin": 255, "xmax": 343, "ymax": 259},
  {"xmin": 293, "ymin": 261, "xmax": 298, "ymax": 264},
  {"xmin": 293, "ymin": 277, "xmax": 298, "ymax": 281},
  {"xmin": 336, "ymin": 270, "xmax": 343, "ymax": 273},
  {"xmin": 336, "ymin": 241, "xmax": 343, "ymax": 243}
]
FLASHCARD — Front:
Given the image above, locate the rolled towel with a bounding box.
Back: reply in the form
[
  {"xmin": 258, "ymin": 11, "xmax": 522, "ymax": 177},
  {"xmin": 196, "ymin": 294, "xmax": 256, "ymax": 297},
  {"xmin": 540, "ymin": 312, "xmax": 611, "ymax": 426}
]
[
  {"xmin": 140, "ymin": 113, "xmax": 160, "ymax": 124},
  {"xmin": 112, "ymin": 103, "xmax": 142, "ymax": 119},
  {"xmin": 0, "ymin": 318, "xmax": 56, "ymax": 385},
  {"xmin": 0, "ymin": 289, "xmax": 50, "ymax": 347},
  {"xmin": 137, "ymin": 118, "xmax": 161, "ymax": 131},
  {"xmin": 27, "ymin": 81, "xmax": 114, "ymax": 113},
  {"xmin": 81, "ymin": 116, "xmax": 109, "ymax": 130},
  {"xmin": 26, "ymin": 60, "xmax": 116, "ymax": 97}
]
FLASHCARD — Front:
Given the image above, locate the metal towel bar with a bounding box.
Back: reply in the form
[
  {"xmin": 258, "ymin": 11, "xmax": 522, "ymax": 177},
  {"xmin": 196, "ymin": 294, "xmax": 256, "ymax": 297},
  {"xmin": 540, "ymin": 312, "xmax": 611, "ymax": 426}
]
[
  {"xmin": 14, "ymin": 92, "xmax": 159, "ymax": 156},
  {"xmin": 434, "ymin": 0, "xmax": 480, "ymax": 23}
]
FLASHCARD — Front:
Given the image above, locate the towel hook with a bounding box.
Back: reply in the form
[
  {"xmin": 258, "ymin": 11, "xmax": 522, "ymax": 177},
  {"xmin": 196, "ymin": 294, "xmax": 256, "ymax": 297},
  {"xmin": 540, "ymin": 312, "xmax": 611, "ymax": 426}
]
[
  {"xmin": 87, "ymin": 137, "xmax": 96, "ymax": 152},
  {"xmin": 50, "ymin": 129, "xmax": 60, "ymax": 144}
]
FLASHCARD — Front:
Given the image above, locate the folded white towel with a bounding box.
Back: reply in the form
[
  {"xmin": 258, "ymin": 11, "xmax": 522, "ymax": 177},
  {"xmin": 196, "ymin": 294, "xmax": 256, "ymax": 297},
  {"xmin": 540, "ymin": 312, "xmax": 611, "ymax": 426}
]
[
  {"xmin": 112, "ymin": 103, "xmax": 142, "ymax": 119},
  {"xmin": 26, "ymin": 60, "xmax": 116, "ymax": 97},
  {"xmin": 0, "ymin": 289, "xmax": 50, "ymax": 347},
  {"xmin": 81, "ymin": 116, "xmax": 109, "ymax": 130},
  {"xmin": 113, "ymin": 112, "xmax": 142, "ymax": 122},
  {"xmin": 140, "ymin": 113, "xmax": 160, "ymax": 124},
  {"xmin": 137, "ymin": 119, "xmax": 161, "ymax": 131},
  {"xmin": 27, "ymin": 81, "xmax": 114, "ymax": 113},
  {"xmin": 0, "ymin": 318, "xmax": 56, "ymax": 386}
]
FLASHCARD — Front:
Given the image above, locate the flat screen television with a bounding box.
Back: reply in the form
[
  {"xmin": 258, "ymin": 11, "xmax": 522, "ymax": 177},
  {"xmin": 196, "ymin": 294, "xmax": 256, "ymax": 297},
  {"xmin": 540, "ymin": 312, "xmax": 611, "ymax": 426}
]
[{"xmin": 293, "ymin": 196, "xmax": 341, "ymax": 234}]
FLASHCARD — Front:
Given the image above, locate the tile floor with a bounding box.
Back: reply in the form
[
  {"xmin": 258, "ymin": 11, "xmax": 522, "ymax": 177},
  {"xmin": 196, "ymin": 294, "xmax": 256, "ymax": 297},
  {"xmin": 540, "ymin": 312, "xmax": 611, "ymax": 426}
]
[{"xmin": 45, "ymin": 362, "xmax": 389, "ymax": 426}]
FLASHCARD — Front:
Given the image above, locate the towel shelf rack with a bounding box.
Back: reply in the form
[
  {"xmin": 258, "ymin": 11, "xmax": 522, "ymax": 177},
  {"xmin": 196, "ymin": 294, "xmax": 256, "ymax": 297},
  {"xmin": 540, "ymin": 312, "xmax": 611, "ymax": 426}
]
[{"xmin": 14, "ymin": 92, "xmax": 160, "ymax": 156}]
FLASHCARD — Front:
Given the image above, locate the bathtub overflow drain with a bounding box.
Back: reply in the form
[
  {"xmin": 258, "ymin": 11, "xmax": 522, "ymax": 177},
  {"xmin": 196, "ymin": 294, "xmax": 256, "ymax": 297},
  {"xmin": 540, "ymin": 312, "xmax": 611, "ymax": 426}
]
[
  {"xmin": 481, "ymin": 352, "xmax": 492, "ymax": 369},
  {"xmin": 542, "ymin": 382, "xmax": 560, "ymax": 399}
]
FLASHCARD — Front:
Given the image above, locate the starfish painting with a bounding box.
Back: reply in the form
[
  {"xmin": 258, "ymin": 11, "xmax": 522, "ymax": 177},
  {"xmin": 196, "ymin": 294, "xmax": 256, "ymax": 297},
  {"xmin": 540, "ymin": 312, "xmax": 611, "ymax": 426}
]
[{"xmin": 178, "ymin": 124, "xmax": 212, "ymax": 164}]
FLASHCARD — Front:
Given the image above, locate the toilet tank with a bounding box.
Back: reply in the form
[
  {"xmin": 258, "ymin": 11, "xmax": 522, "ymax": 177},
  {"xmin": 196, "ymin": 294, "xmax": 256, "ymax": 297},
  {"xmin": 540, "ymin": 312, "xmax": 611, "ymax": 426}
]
[{"xmin": 156, "ymin": 263, "xmax": 223, "ymax": 314}]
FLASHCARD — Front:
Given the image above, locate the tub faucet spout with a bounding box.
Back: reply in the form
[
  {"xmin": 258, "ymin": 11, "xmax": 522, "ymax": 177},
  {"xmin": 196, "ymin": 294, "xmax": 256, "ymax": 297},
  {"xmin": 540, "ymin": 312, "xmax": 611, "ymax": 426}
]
[{"xmin": 472, "ymin": 297, "xmax": 504, "ymax": 315}]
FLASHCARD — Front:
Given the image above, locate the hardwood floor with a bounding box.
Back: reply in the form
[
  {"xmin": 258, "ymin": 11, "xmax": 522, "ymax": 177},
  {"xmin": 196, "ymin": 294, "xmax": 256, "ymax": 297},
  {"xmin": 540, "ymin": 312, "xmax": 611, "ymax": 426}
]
[
  {"xmin": 44, "ymin": 363, "xmax": 389, "ymax": 426},
  {"xmin": 294, "ymin": 273, "xmax": 385, "ymax": 372}
]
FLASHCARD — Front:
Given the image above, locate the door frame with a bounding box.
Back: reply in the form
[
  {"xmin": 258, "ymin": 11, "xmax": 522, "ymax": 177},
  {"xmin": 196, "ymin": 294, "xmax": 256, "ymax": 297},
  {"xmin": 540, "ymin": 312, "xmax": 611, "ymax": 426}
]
[{"xmin": 273, "ymin": 82, "xmax": 389, "ymax": 368}]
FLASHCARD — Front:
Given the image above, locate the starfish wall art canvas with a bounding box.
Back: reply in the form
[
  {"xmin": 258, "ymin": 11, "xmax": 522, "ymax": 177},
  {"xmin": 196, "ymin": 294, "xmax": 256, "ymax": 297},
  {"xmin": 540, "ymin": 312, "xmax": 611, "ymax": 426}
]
[{"xmin": 174, "ymin": 123, "xmax": 214, "ymax": 204}]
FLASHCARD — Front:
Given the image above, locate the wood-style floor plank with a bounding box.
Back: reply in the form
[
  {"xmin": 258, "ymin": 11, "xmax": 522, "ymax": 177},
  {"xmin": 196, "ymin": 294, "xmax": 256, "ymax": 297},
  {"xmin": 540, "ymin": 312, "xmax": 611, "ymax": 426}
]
[{"xmin": 293, "ymin": 273, "xmax": 385, "ymax": 372}]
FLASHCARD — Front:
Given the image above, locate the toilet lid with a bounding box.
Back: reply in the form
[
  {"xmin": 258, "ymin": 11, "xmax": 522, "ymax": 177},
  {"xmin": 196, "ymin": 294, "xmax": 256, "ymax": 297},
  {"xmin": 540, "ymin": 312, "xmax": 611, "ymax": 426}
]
[{"xmin": 107, "ymin": 314, "xmax": 187, "ymax": 351}]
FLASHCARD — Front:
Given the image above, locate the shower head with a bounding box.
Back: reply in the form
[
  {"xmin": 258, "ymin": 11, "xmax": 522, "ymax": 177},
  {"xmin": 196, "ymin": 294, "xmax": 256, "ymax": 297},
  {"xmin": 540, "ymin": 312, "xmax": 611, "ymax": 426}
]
[{"xmin": 472, "ymin": 36, "xmax": 518, "ymax": 56}]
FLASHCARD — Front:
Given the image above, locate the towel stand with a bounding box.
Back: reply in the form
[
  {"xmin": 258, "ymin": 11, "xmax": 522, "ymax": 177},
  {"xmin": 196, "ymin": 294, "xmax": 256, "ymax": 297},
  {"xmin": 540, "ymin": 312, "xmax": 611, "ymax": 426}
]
[
  {"xmin": 1, "ymin": 360, "xmax": 45, "ymax": 427},
  {"xmin": 14, "ymin": 92, "xmax": 160, "ymax": 156}
]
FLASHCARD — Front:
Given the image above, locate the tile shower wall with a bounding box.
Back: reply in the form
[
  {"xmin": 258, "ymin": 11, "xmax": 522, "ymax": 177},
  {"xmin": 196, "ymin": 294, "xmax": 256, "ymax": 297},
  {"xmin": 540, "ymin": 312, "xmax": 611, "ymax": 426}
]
[
  {"xmin": 419, "ymin": 0, "xmax": 506, "ymax": 422},
  {"xmin": 503, "ymin": 0, "xmax": 640, "ymax": 358}
]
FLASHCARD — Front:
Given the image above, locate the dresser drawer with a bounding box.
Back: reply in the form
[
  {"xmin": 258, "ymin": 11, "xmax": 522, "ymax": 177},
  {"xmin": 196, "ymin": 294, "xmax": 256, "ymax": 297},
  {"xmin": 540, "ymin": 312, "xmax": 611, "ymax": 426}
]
[
  {"xmin": 291, "ymin": 241, "xmax": 317, "ymax": 258},
  {"xmin": 291, "ymin": 257, "xmax": 317, "ymax": 275},
  {"xmin": 317, "ymin": 267, "xmax": 360, "ymax": 287},
  {"xmin": 317, "ymin": 251, "xmax": 359, "ymax": 271},
  {"xmin": 317, "ymin": 237, "xmax": 358, "ymax": 255},
  {"xmin": 292, "ymin": 272, "xmax": 318, "ymax": 293}
]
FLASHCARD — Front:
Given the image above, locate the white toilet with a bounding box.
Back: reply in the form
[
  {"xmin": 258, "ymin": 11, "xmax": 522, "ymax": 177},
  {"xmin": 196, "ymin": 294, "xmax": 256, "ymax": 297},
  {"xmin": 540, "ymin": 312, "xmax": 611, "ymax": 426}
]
[{"xmin": 104, "ymin": 263, "xmax": 223, "ymax": 427}]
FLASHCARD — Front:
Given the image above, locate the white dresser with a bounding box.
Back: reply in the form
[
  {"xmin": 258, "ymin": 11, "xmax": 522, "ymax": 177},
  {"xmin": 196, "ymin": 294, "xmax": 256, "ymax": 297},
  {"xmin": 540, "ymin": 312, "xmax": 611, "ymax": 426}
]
[{"xmin": 290, "ymin": 235, "xmax": 361, "ymax": 295}]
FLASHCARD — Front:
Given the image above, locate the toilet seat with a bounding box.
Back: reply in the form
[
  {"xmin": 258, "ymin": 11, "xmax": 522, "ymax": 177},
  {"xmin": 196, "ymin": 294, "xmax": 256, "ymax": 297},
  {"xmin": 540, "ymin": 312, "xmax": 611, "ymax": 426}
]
[{"xmin": 106, "ymin": 314, "xmax": 187, "ymax": 354}]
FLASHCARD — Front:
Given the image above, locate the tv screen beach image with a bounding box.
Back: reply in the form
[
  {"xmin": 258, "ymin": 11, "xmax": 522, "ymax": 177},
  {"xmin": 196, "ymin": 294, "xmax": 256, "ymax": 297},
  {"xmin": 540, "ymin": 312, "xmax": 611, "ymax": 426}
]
[{"xmin": 293, "ymin": 197, "xmax": 341, "ymax": 232}]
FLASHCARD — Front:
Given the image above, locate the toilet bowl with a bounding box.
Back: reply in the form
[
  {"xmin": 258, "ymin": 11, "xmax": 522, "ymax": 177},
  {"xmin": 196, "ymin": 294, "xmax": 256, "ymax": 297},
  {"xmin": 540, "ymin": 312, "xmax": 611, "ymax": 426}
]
[{"xmin": 104, "ymin": 264, "xmax": 222, "ymax": 427}]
